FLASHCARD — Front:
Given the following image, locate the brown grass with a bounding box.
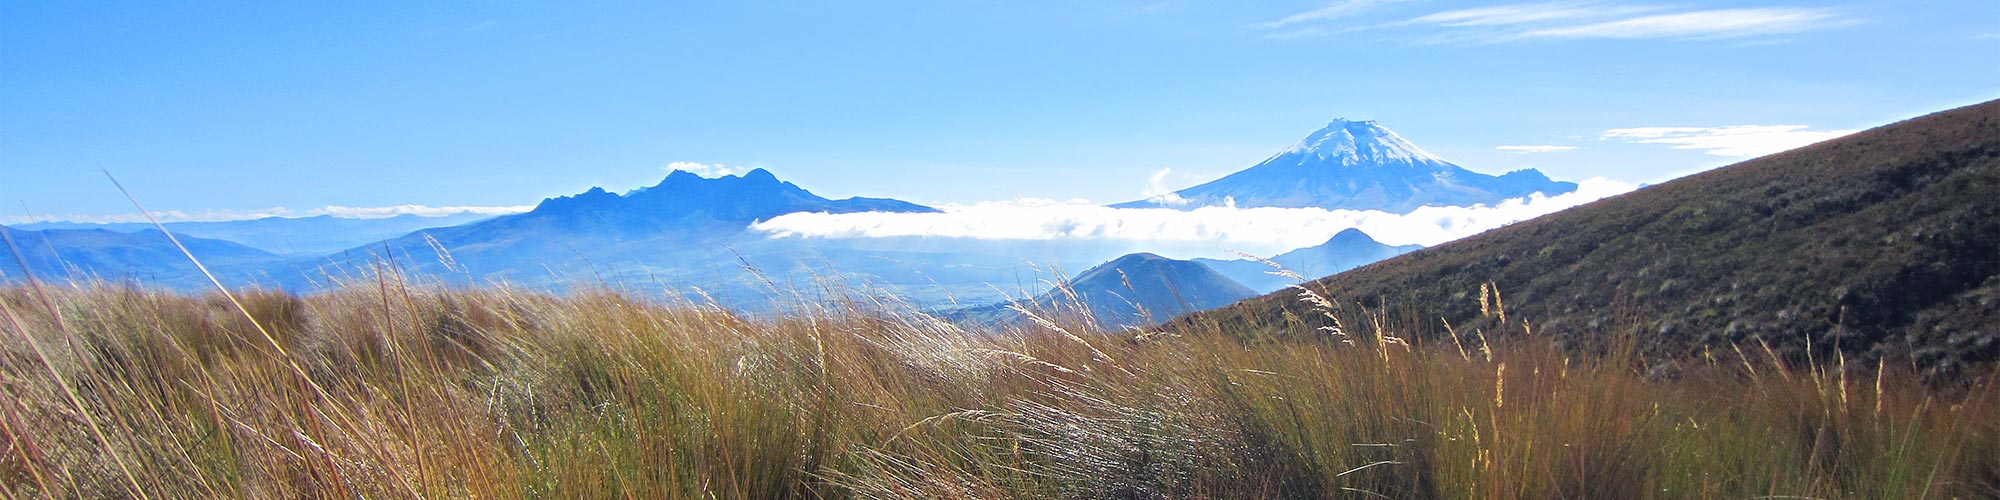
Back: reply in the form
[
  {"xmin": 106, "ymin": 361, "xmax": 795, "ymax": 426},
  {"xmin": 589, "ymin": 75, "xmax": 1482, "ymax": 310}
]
[{"xmin": 0, "ymin": 275, "xmax": 1994, "ymax": 498}]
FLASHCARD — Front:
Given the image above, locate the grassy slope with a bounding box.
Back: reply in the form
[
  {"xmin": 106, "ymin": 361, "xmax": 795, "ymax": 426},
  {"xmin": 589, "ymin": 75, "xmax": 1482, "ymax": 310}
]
[
  {"xmin": 1, "ymin": 281, "xmax": 1994, "ymax": 498},
  {"xmin": 1188, "ymin": 99, "xmax": 2000, "ymax": 383}
]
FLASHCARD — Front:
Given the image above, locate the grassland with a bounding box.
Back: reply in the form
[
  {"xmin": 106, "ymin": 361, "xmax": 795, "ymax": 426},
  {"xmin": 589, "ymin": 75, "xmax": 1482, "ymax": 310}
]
[{"xmin": 2, "ymin": 273, "xmax": 1994, "ymax": 499}]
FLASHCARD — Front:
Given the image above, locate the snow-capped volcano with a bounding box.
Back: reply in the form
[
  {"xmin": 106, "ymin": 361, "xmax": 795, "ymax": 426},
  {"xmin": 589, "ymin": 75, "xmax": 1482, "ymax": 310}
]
[
  {"xmin": 1279, "ymin": 119, "xmax": 1451, "ymax": 168},
  {"xmin": 1114, "ymin": 119, "xmax": 1577, "ymax": 212}
]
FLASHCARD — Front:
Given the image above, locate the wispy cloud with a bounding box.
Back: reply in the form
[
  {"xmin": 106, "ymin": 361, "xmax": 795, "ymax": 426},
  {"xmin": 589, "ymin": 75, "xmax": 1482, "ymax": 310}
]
[
  {"xmin": 1602, "ymin": 125, "xmax": 1857, "ymax": 157},
  {"xmin": 1406, "ymin": 2, "xmax": 1655, "ymax": 28},
  {"xmin": 6, "ymin": 204, "xmax": 531, "ymax": 225},
  {"xmin": 1262, "ymin": 1, "xmax": 1849, "ymax": 43},
  {"xmin": 1497, "ymin": 145, "xmax": 1577, "ymax": 153},
  {"xmin": 751, "ymin": 178, "xmax": 1636, "ymax": 255},
  {"xmin": 1261, "ymin": 0, "xmax": 1405, "ymax": 29},
  {"xmin": 1515, "ymin": 8, "xmax": 1843, "ymax": 40}
]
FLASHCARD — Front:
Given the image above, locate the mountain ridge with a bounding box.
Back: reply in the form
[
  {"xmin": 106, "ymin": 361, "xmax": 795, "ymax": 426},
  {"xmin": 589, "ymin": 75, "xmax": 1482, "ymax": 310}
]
[
  {"xmin": 275, "ymin": 169, "xmax": 953, "ymax": 307},
  {"xmin": 11, "ymin": 213, "xmax": 497, "ymax": 256},
  {"xmin": 1, "ymin": 225, "xmax": 280, "ymax": 286}
]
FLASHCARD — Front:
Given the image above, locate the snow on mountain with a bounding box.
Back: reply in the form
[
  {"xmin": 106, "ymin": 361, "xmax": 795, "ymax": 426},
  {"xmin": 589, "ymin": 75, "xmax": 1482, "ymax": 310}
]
[
  {"xmin": 1114, "ymin": 119, "xmax": 1578, "ymax": 213},
  {"xmin": 1278, "ymin": 119, "xmax": 1450, "ymax": 167}
]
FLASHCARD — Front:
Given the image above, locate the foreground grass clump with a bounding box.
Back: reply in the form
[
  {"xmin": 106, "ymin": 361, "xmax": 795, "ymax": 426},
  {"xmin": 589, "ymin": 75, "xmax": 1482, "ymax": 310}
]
[{"xmin": 1, "ymin": 280, "xmax": 1995, "ymax": 499}]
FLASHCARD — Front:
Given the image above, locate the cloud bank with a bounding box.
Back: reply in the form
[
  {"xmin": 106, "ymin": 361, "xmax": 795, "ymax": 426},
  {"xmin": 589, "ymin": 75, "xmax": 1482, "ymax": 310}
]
[
  {"xmin": 1602, "ymin": 125, "xmax": 1857, "ymax": 157},
  {"xmin": 6, "ymin": 204, "xmax": 532, "ymax": 225},
  {"xmin": 752, "ymin": 178, "xmax": 1637, "ymax": 256}
]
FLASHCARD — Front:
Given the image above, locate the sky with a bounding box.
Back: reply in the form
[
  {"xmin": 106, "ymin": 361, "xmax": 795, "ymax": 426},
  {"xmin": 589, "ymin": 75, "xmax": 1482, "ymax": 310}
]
[{"xmin": 4, "ymin": 1, "xmax": 1997, "ymax": 224}]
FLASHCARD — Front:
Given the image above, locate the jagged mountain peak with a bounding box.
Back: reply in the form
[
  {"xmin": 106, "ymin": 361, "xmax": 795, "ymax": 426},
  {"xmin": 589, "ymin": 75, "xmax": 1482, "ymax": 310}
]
[
  {"xmin": 448, "ymin": 167, "xmax": 938, "ymax": 247},
  {"xmin": 650, "ymin": 167, "xmax": 786, "ymax": 192}
]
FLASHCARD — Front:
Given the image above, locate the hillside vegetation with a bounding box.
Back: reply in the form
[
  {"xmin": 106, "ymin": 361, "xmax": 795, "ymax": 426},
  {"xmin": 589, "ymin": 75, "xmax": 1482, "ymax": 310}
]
[
  {"xmin": 2, "ymin": 277, "xmax": 1994, "ymax": 498},
  {"xmin": 1191, "ymin": 99, "xmax": 2000, "ymax": 383}
]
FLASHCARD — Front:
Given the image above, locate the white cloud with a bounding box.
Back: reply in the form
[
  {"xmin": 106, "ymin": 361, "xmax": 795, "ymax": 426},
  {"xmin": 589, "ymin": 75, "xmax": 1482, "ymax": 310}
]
[
  {"xmin": 1497, "ymin": 145, "xmax": 1577, "ymax": 153},
  {"xmin": 1602, "ymin": 125, "xmax": 1857, "ymax": 157},
  {"xmin": 750, "ymin": 178, "xmax": 1637, "ymax": 256},
  {"xmin": 665, "ymin": 161, "xmax": 740, "ymax": 178},
  {"xmin": 1260, "ymin": 0, "xmax": 1404, "ymax": 29},
  {"xmin": 1515, "ymin": 8, "xmax": 1843, "ymax": 40},
  {"xmin": 6, "ymin": 204, "xmax": 531, "ymax": 225},
  {"xmin": 1140, "ymin": 168, "xmax": 1192, "ymax": 206}
]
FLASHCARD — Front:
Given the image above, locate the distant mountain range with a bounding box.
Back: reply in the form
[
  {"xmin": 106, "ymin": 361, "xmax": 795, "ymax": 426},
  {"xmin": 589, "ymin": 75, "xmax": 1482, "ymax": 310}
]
[
  {"xmin": 5, "ymin": 118, "xmax": 1583, "ymax": 316},
  {"xmin": 14, "ymin": 213, "xmax": 495, "ymax": 256},
  {"xmin": 1114, "ymin": 119, "xmax": 1575, "ymax": 212},
  {"xmin": 513, "ymin": 168, "xmax": 936, "ymax": 236},
  {"xmin": 0, "ymin": 226, "xmax": 275, "ymax": 286},
  {"xmin": 337, "ymin": 167, "xmax": 936, "ymax": 267},
  {"xmin": 1182, "ymin": 99, "xmax": 2000, "ymax": 383}
]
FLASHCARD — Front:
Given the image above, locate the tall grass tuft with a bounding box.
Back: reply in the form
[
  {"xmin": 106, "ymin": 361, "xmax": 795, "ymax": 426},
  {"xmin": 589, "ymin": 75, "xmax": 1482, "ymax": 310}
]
[{"xmin": 0, "ymin": 275, "xmax": 1994, "ymax": 498}]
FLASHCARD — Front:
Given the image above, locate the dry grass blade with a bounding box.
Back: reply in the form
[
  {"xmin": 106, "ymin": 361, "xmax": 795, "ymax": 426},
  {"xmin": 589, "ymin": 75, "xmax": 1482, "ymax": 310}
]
[
  {"xmin": 102, "ymin": 170, "xmax": 424, "ymax": 497},
  {"xmin": 0, "ymin": 300, "xmax": 151, "ymax": 500}
]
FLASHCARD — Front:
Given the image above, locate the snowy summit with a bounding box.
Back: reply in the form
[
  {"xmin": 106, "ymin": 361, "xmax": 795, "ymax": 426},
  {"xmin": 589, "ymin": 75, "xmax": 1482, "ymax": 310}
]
[
  {"xmin": 1280, "ymin": 119, "xmax": 1451, "ymax": 168},
  {"xmin": 1113, "ymin": 119, "xmax": 1578, "ymax": 213}
]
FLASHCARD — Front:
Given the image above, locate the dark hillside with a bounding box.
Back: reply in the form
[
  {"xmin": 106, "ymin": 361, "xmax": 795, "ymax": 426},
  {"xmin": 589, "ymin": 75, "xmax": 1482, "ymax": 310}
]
[
  {"xmin": 1061, "ymin": 253, "xmax": 1257, "ymax": 329},
  {"xmin": 952, "ymin": 252, "xmax": 1257, "ymax": 329},
  {"xmin": 1183, "ymin": 100, "xmax": 2000, "ymax": 382}
]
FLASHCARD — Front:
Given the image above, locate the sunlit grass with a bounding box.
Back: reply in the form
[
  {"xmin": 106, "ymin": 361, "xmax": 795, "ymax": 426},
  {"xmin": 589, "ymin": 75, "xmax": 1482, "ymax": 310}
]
[{"xmin": 1, "ymin": 274, "xmax": 1994, "ymax": 498}]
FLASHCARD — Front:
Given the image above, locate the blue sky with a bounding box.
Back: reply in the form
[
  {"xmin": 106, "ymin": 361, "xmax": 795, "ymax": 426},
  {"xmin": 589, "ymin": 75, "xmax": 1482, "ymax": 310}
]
[{"xmin": 4, "ymin": 1, "xmax": 1996, "ymax": 223}]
